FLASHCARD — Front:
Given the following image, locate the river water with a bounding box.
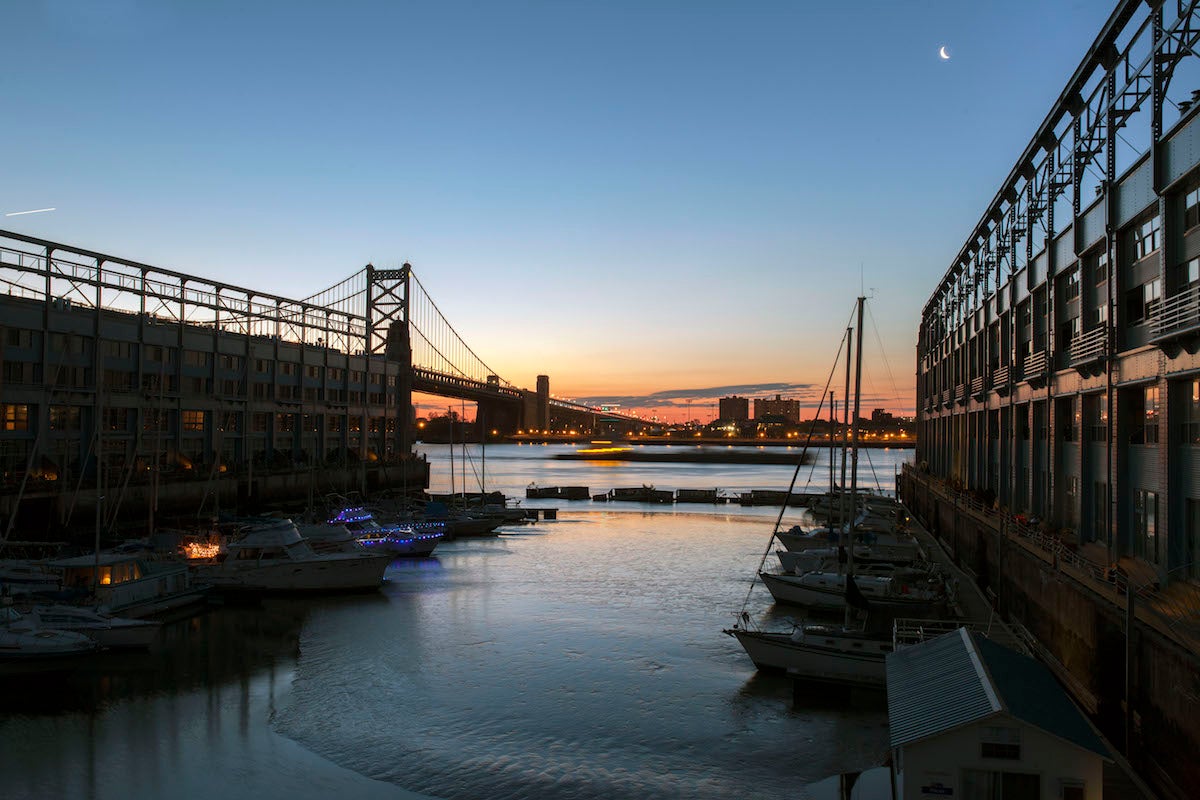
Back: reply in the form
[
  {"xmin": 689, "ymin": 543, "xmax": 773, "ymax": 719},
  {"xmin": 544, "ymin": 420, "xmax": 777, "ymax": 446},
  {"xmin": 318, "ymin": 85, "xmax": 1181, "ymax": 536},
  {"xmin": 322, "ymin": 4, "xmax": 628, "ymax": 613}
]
[{"xmin": 0, "ymin": 444, "xmax": 913, "ymax": 800}]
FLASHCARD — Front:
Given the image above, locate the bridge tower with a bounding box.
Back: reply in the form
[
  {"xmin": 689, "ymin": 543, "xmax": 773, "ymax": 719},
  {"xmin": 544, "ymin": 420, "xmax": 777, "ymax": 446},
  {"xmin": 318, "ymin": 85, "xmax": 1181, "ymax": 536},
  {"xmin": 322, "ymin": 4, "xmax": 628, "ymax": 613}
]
[{"xmin": 366, "ymin": 263, "xmax": 414, "ymax": 458}]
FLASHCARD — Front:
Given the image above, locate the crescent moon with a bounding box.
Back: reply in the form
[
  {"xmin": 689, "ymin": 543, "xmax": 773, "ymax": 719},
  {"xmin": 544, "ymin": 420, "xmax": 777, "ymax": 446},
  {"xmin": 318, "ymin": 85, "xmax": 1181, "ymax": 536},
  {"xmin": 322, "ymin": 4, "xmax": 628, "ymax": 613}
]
[{"xmin": 939, "ymin": 46, "xmax": 950, "ymax": 60}]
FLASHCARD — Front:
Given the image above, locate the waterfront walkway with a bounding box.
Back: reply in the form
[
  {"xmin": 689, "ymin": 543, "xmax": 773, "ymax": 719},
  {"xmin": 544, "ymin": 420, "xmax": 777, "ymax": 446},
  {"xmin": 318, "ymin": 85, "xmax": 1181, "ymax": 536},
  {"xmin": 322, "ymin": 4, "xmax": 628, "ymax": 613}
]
[{"xmin": 898, "ymin": 497, "xmax": 1155, "ymax": 800}]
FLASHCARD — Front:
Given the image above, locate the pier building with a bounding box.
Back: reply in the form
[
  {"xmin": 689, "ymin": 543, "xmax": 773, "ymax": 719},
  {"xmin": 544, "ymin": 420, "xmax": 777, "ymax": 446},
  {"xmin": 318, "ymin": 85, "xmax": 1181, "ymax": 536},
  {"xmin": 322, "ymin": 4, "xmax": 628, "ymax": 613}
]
[
  {"xmin": 903, "ymin": 2, "xmax": 1200, "ymax": 797},
  {"xmin": 0, "ymin": 230, "xmax": 430, "ymax": 535}
]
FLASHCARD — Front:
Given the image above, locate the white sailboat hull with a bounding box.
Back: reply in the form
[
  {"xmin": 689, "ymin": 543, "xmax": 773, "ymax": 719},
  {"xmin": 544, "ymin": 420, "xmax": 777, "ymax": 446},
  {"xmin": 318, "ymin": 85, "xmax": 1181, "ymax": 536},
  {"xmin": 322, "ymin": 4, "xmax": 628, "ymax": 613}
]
[
  {"xmin": 775, "ymin": 530, "xmax": 915, "ymax": 561},
  {"xmin": 759, "ymin": 571, "xmax": 945, "ymax": 613},
  {"xmin": 726, "ymin": 628, "xmax": 888, "ymax": 687}
]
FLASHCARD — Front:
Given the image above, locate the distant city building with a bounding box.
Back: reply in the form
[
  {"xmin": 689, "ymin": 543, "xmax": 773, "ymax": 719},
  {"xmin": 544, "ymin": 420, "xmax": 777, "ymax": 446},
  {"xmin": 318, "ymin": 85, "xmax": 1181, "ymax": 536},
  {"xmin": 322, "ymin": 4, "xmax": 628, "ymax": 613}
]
[
  {"xmin": 754, "ymin": 394, "xmax": 800, "ymax": 424},
  {"xmin": 871, "ymin": 408, "xmax": 896, "ymax": 426},
  {"xmin": 718, "ymin": 396, "xmax": 749, "ymax": 422}
]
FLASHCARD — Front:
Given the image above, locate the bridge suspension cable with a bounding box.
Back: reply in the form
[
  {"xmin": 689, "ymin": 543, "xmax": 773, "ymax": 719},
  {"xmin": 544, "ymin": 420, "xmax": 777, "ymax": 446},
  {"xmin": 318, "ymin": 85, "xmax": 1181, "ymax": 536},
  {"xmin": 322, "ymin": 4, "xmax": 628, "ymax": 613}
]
[
  {"xmin": 407, "ymin": 271, "xmax": 515, "ymax": 387},
  {"xmin": 299, "ymin": 262, "xmax": 521, "ymax": 392}
]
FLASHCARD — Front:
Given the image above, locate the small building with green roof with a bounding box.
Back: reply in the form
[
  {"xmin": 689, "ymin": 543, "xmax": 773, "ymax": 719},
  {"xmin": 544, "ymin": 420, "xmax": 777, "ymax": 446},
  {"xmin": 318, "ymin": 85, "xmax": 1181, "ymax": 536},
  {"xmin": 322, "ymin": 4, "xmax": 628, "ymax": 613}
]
[{"xmin": 886, "ymin": 627, "xmax": 1110, "ymax": 800}]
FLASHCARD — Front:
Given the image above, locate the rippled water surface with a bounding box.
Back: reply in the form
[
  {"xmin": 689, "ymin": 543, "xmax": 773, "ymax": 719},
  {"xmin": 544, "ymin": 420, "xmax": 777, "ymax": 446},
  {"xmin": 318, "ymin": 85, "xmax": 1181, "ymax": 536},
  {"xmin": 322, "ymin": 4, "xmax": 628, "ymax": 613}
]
[{"xmin": 0, "ymin": 446, "xmax": 911, "ymax": 800}]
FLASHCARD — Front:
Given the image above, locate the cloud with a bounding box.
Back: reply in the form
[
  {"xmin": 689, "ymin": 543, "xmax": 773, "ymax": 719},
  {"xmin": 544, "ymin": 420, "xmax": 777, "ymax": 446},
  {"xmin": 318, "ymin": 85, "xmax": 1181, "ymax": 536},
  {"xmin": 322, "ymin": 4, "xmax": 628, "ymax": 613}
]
[{"xmin": 573, "ymin": 382, "xmax": 823, "ymax": 410}]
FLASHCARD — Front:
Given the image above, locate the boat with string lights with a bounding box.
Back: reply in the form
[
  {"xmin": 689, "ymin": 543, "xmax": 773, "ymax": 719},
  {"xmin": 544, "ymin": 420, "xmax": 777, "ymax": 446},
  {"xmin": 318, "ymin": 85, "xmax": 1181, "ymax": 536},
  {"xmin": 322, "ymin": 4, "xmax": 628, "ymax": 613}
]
[
  {"xmin": 298, "ymin": 507, "xmax": 444, "ymax": 558},
  {"xmin": 188, "ymin": 517, "xmax": 392, "ymax": 593}
]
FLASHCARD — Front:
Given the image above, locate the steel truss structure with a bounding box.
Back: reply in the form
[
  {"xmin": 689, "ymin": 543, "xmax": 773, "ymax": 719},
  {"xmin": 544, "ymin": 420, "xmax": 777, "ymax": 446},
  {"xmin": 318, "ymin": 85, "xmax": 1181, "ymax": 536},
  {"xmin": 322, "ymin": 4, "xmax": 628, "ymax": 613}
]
[{"xmin": 925, "ymin": 0, "xmax": 1200, "ymax": 331}]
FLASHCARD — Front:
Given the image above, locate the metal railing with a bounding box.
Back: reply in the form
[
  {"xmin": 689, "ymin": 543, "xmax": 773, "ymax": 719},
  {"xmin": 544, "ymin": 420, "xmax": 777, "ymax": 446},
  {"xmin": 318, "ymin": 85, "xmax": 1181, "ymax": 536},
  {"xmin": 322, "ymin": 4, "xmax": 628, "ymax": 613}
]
[
  {"xmin": 900, "ymin": 463, "xmax": 1200, "ymax": 654},
  {"xmin": 1023, "ymin": 349, "xmax": 1048, "ymax": 378},
  {"xmin": 1070, "ymin": 326, "xmax": 1107, "ymax": 365},
  {"xmin": 1151, "ymin": 284, "xmax": 1200, "ymax": 339}
]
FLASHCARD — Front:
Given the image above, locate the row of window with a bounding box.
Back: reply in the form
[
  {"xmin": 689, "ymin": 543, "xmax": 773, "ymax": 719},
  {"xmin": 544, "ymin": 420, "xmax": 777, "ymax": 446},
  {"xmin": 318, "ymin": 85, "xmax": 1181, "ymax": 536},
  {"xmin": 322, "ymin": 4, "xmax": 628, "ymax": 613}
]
[{"xmin": 6, "ymin": 404, "xmax": 399, "ymax": 435}]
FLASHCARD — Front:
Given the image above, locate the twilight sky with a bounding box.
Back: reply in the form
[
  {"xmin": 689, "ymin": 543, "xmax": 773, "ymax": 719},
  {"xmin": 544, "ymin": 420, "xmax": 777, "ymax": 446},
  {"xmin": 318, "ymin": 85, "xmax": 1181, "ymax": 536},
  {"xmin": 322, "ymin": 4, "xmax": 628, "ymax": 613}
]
[{"xmin": 2, "ymin": 1, "xmax": 1112, "ymax": 421}]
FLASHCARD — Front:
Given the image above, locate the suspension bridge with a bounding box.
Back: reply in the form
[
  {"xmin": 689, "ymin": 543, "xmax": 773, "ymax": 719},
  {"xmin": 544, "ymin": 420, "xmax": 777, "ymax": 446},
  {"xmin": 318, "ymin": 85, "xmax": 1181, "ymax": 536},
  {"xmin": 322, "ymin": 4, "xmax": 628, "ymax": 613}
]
[{"xmin": 0, "ymin": 228, "xmax": 645, "ymax": 446}]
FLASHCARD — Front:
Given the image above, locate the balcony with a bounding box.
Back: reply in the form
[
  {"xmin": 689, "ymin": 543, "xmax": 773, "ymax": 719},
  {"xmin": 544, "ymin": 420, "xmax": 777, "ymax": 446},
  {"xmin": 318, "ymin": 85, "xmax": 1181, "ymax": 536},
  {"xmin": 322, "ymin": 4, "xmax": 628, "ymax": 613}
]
[
  {"xmin": 954, "ymin": 383, "xmax": 967, "ymax": 405},
  {"xmin": 970, "ymin": 375, "xmax": 988, "ymax": 399},
  {"xmin": 1070, "ymin": 327, "xmax": 1107, "ymax": 368},
  {"xmin": 1151, "ymin": 284, "xmax": 1200, "ymax": 342},
  {"xmin": 993, "ymin": 365, "xmax": 1010, "ymax": 395},
  {"xmin": 1023, "ymin": 350, "xmax": 1048, "ymax": 380}
]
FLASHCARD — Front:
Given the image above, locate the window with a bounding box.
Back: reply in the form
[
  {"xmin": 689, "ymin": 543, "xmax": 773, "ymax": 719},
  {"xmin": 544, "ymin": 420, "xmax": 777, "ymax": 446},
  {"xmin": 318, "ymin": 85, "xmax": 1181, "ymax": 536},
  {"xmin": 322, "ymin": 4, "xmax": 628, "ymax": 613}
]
[
  {"xmin": 1059, "ymin": 397, "xmax": 1077, "ymax": 442},
  {"xmin": 1131, "ymin": 385, "xmax": 1160, "ymax": 444},
  {"xmin": 2, "ymin": 404, "xmax": 29, "ymax": 432},
  {"xmin": 277, "ymin": 414, "xmax": 295, "ymax": 433},
  {"xmin": 5, "ymin": 328, "xmax": 34, "ymax": 348},
  {"xmin": 143, "ymin": 409, "xmax": 169, "ymax": 432},
  {"xmin": 1125, "ymin": 279, "xmax": 1161, "ymax": 324},
  {"xmin": 1183, "ymin": 256, "xmax": 1200, "ymax": 288},
  {"xmin": 327, "ymin": 416, "xmax": 342, "ymax": 432},
  {"xmin": 100, "ymin": 340, "xmax": 134, "ymax": 358},
  {"xmin": 102, "ymin": 369, "xmax": 136, "ymax": 392},
  {"xmin": 1058, "ymin": 317, "xmax": 1080, "ymax": 354},
  {"xmin": 1060, "ymin": 780, "xmax": 1085, "ymax": 800},
  {"xmin": 1187, "ymin": 185, "xmax": 1200, "ymax": 230},
  {"xmin": 255, "ymin": 359, "xmax": 271, "ymax": 374},
  {"xmin": 3, "ymin": 361, "xmax": 41, "ymax": 385},
  {"xmin": 252, "ymin": 413, "xmax": 270, "ymax": 433},
  {"xmin": 1184, "ymin": 379, "xmax": 1200, "ymax": 445},
  {"xmin": 1135, "ymin": 215, "xmax": 1161, "ymax": 260},
  {"xmin": 183, "ymin": 350, "xmax": 211, "ymax": 368},
  {"xmin": 182, "ymin": 410, "xmax": 205, "ymax": 432},
  {"xmin": 49, "ymin": 406, "xmax": 81, "ymax": 431},
  {"xmin": 1084, "ymin": 393, "xmax": 1107, "ymax": 442},
  {"xmin": 306, "ymin": 365, "xmax": 320, "ymax": 379},
  {"xmin": 144, "ymin": 345, "xmax": 176, "ymax": 364},
  {"xmin": 1061, "ymin": 267, "xmax": 1080, "ymax": 301},
  {"xmin": 1135, "ymin": 489, "xmax": 1159, "ymax": 562},
  {"xmin": 219, "ymin": 354, "xmax": 243, "ymax": 371},
  {"xmin": 980, "ymin": 726, "xmax": 1021, "ymax": 760},
  {"xmin": 105, "ymin": 408, "xmax": 130, "ymax": 432},
  {"xmin": 1092, "ymin": 250, "xmax": 1109, "ymax": 285},
  {"xmin": 279, "ymin": 362, "xmax": 297, "ymax": 377},
  {"xmin": 1186, "ymin": 499, "xmax": 1200, "ymax": 581}
]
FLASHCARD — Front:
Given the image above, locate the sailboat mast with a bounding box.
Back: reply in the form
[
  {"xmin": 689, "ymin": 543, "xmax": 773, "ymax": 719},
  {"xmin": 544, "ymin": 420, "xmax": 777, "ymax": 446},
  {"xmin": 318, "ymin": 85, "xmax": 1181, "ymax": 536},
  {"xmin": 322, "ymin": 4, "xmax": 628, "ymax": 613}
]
[
  {"xmin": 828, "ymin": 392, "xmax": 835, "ymax": 495},
  {"xmin": 840, "ymin": 324, "xmax": 852, "ymax": 527},
  {"xmin": 847, "ymin": 296, "xmax": 866, "ymax": 576},
  {"xmin": 448, "ymin": 406, "xmax": 455, "ymax": 499},
  {"xmin": 844, "ymin": 296, "xmax": 864, "ymax": 633}
]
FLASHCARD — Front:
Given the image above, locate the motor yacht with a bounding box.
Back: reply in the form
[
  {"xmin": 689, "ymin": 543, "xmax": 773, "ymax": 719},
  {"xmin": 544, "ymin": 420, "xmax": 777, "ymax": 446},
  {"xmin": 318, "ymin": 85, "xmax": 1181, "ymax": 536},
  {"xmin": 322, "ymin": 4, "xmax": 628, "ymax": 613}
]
[{"xmin": 190, "ymin": 518, "xmax": 391, "ymax": 593}]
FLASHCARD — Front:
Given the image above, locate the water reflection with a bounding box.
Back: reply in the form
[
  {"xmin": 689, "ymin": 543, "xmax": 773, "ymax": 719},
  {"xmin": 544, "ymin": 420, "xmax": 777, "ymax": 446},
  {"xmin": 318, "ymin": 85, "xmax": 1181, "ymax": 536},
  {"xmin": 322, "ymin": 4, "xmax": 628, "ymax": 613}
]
[{"xmin": 0, "ymin": 446, "xmax": 910, "ymax": 799}]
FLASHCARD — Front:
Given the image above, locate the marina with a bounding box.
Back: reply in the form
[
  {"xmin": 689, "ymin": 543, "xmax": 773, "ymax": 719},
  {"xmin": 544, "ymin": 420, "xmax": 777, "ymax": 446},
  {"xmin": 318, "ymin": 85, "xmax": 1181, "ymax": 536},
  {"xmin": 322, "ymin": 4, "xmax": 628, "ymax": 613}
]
[
  {"xmin": 0, "ymin": 444, "xmax": 909, "ymax": 800},
  {"xmin": 2, "ymin": 1, "xmax": 1199, "ymax": 797}
]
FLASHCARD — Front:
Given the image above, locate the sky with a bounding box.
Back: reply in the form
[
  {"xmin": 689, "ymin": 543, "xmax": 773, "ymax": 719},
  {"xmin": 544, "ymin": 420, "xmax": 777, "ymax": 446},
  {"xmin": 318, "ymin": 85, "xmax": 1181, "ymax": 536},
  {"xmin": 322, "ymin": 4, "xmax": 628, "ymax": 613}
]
[{"xmin": 1, "ymin": 0, "xmax": 1115, "ymax": 422}]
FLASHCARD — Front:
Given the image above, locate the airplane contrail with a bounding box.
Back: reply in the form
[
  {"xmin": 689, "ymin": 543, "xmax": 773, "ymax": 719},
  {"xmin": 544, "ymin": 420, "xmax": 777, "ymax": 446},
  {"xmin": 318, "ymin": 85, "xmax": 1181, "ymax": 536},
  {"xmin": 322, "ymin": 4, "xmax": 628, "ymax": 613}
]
[{"xmin": 4, "ymin": 207, "xmax": 56, "ymax": 217}]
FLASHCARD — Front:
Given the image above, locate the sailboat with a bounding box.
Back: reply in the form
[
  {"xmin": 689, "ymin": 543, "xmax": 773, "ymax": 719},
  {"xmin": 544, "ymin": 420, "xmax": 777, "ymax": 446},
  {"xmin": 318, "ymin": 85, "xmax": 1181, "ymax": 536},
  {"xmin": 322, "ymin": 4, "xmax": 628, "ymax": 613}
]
[{"xmin": 726, "ymin": 296, "xmax": 932, "ymax": 686}]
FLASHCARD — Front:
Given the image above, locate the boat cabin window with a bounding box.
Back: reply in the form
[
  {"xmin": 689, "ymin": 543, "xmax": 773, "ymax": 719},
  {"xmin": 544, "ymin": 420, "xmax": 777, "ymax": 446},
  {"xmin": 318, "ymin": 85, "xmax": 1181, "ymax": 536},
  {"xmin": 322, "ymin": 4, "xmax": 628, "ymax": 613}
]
[{"xmin": 236, "ymin": 548, "xmax": 262, "ymax": 560}]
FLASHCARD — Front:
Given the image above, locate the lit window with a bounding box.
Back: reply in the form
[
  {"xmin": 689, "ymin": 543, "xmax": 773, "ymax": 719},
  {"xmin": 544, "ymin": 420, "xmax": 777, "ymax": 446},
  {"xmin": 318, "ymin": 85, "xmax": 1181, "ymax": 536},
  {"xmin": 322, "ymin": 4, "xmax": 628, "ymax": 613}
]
[
  {"xmin": 183, "ymin": 410, "xmax": 205, "ymax": 432},
  {"xmin": 2, "ymin": 404, "xmax": 29, "ymax": 432}
]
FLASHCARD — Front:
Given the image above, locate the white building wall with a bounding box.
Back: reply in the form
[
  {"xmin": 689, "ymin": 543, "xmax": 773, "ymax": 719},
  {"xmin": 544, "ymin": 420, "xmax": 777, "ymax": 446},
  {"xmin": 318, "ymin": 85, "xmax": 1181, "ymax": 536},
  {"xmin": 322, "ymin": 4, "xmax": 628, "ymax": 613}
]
[{"xmin": 896, "ymin": 714, "xmax": 1103, "ymax": 800}]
